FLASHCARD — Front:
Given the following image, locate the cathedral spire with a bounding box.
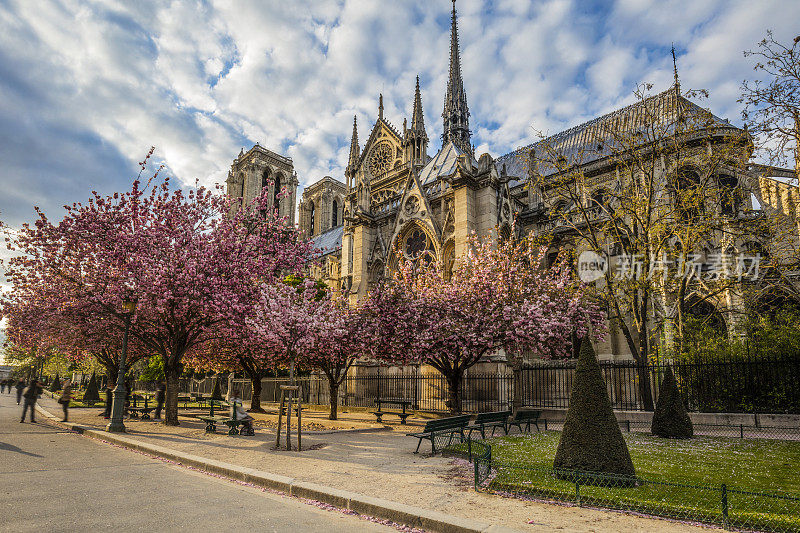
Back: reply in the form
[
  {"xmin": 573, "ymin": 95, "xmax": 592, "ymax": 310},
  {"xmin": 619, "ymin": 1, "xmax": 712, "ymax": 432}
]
[
  {"xmin": 346, "ymin": 115, "xmax": 360, "ymax": 185},
  {"xmin": 405, "ymin": 75, "xmax": 429, "ymax": 168},
  {"xmin": 671, "ymin": 44, "xmax": 681, "ymax": 95},
  {"xmin": 412, "ymin": 75, "xmax": 425, "ymax": 132},
  {"xmin": 442, "ymin": 0, "xmax": 471, "ymax": 155},
  {"xmin": 378, "ymin": 93, "xmax": 384, "ymax": 121}
]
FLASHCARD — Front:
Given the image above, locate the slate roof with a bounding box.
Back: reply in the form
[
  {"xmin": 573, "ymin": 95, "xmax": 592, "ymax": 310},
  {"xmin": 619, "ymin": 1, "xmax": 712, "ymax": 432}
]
[
  {"xmin": 309, "ymin": 225, "xmax": 343, "ymax": 257},
  {"xmin": 418, "ymin": 140, "xmax": 478, "ymax": 185},
  {"xmin": 496, "ymin": 89, "xmax": 735, "ymax": 188}
]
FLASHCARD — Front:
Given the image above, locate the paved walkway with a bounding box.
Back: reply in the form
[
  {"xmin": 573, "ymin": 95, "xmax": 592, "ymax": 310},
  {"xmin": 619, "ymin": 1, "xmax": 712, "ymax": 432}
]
[
  {"xmin": 39, "ymin": 396, "xmax": 709, "ymax": 532},
  {"xmin": 0, "ymin": 395, "xmax": 396, "ymax": 532}
]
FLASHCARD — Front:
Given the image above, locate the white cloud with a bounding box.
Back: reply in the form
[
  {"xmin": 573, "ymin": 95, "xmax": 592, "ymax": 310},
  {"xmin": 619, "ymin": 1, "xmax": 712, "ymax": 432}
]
[{"xmin": 0, "ymin": 0, "xmax": 797, "ymax": 229}]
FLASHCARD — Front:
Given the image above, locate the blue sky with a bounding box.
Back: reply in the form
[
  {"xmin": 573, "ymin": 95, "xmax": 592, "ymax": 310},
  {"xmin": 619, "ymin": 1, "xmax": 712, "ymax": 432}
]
[{"xmin": 0, "ymin": 0, "xmax": 798, "ymax": 232}]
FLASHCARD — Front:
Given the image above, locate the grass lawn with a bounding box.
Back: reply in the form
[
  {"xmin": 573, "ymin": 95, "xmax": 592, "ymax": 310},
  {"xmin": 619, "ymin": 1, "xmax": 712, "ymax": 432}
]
[{"xmin": 459, "ymin": 432, "xmax": 800, "ymax": 531}]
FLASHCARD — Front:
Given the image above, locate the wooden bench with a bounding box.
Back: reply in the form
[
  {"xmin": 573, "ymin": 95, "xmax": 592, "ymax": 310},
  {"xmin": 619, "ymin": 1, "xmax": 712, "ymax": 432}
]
[
  {"xmin": 406, "ymin": 415, "xmax": 471, "ymax": 454},
  {"xmin": 224, "ymin": 399, "xmax": 254, "ymax": 436},
  {"xmin": 507, "ymin": 409, "xmax": 542, "ymax": 433},
  {"xmin": 372, "ymin": 398, "xmax": 412, "ymax": 424},
  {"xmin": 197, "ymin": 414, "xmax": 229, "ymax": 433},
  {"xmin": 198, "ymin": 399, "xmax": 254, "ymax": 436},
  {"xmin": 466, "ymin": 410, "xmax": 511, "ymax": 440},
  {"xmin": 196, "ymin": 400, "xmax": 231, "ymax": 433},
  {"xmin": 128, "ymin": 406, "xmax": 155, "ymax": 420}
]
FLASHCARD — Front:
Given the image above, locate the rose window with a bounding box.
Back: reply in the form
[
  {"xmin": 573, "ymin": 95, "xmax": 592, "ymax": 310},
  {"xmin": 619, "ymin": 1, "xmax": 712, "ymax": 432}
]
[
  {"xmin": 403, "ymin": 228, "xmax": 434, "ymax": 262},
  {"xmin": 369, "ymin": 142, "xmax": 394, "ymax": 176}
]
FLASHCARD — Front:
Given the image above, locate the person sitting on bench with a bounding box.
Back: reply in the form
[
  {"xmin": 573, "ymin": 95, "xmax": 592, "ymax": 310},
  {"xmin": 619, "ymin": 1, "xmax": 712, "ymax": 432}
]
[{"xmin": 228, "ymin": 388, "xmax": 254, "ymax": 433}]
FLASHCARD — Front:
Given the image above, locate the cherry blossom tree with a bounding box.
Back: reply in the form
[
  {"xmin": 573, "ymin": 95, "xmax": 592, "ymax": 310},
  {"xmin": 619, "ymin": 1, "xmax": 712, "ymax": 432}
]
[
  {"xmin": 303, "ymin": 295, "xmax": 374, "ymax": 420},
  {"xmin": 248, "ymin": 279, "xmax": 328, "ymax": 385},
  {"xmin": 188, "ymin": 332, "xmax": 279, "ymax": 413},
  {"xmin": 365, "ymin": 231, "xmax": 605, "ymax": 414},
  {"xmin": 3, "ymin": 156, "xmax": 312, "ymax": 425}
]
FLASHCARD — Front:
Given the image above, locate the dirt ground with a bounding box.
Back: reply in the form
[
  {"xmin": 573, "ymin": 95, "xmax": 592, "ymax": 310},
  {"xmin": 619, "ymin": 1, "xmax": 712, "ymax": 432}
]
[{"xmin": 44, "ymin": 398, "xmax": 715, "ymax": 532}]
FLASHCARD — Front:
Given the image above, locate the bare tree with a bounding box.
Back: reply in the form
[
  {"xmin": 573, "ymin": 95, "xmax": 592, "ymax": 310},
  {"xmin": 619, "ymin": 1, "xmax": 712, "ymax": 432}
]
[
  {"xmin": 739, "ymin": 32, "xmax": 800, "ymax": 306},
  {"xmin": 524, "ymin": 83, "xmax": 752, "ymax": 408},
  {"xmin": 740, "ymin": 31, "xmax": 800, "ymax": 170}
]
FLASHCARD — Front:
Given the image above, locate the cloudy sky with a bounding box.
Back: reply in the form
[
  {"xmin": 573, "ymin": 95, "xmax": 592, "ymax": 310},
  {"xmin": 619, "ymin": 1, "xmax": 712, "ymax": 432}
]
[{"xmin": 0, "ymin": 0, "xmax": 798, "ymax": 230}]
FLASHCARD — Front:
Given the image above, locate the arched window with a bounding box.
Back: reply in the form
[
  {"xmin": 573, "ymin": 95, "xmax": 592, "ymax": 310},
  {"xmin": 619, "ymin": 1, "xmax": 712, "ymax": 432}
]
[
  {"xmin": 308, "ymin": 201, "xmax": 315, "ymax": 236},
  {"xmin": 399, "ymin": 225, "xmax": 435, "ymax": 266},
  {"xmin": 591, "ymin": 189, "xmax": 612, "ymax": 216},
  {"xmin": 239, "ymin": 174, "xmax": 245, "ymax": 198},
  {"xmin": 332, "ymin": 199, "xmax": 338, "ymax": 227},
  {"xmin": 261, "ymin": 169, "xmax": 270, "ymax": 192},
  {"xmin": 369, "ymin": 260, "xmax": 384, "ymax": 288},
  {"xmin": 719, "ymin": 175, "xmax": 739, "ymax": 217},
  {"xmin": 443, "ymin": 241, "xmax": 455, "ymax": 281},
  {"xmin": 273, "ymin": 174, "xmax": 281, "ymax": 211},
  {"xmin": 675, "ymin": 168, "xmax": 703, "ymax": 222}
]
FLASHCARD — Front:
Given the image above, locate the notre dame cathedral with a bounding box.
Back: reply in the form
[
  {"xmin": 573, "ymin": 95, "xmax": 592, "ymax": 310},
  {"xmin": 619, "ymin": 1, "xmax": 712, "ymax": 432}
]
[{"xmin": 227, "ymin": 2, "xmax": 799, "ymax": 362}]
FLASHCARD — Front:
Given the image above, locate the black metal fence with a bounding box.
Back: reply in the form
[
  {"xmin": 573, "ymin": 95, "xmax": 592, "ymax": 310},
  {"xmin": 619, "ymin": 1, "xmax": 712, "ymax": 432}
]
[
  {"xmin": 521, "ymin": 357, "xmax": 800, "ymax": 414},
  {"xmin": 136, "ymin": 357, "xmax": 800, "ymax": 415}
]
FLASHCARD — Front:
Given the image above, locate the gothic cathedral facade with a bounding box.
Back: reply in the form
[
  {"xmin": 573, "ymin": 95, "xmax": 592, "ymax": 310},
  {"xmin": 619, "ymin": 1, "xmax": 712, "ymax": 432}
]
[{"xmin": 227, "ymin": 2, "xmax": 800, "ymax": 362}]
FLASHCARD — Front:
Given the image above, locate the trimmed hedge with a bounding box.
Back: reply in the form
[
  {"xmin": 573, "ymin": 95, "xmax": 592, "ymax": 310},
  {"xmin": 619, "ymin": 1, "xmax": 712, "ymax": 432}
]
[
  {"xmin": 652, "ymin": 366, "xmax": 693, "ymax": 439},
  {"xmin": 554, "ymin": 337, "xmax": 635, "ymax": 479}
]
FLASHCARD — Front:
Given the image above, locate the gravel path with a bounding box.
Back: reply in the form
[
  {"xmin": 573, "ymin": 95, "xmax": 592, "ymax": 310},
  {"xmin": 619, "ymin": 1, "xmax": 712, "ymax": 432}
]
[{"xmin": 49, "ymin": 399, "xmax": 713, "ymax": 532}]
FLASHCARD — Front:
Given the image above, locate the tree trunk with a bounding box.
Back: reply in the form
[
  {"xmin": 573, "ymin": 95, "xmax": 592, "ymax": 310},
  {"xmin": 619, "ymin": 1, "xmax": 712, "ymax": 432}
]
[
  {"xmin": 511, "ymin": 355, "xmax": 524, "ymax": 413},
  {"xmin": 637, "ymin": 295, "xmax": 656, "ymax": 411},
  {"xmin": 248, "ymin": 375, "xmax": 265, "ymax": 413},
  {"xmin": 164, "ymin": 364, "xmax": 180, "ymax": 426},
  {"xmin": 328, "ymin": 380, "xmax": 339, "ymax": 420},
  {"xmin": 636, "ymin": 363, "xmax": 654, "ymax": 412},
  {"xmin": 445, "ymin": 371, "xmax": 464, "ymax": 415}
]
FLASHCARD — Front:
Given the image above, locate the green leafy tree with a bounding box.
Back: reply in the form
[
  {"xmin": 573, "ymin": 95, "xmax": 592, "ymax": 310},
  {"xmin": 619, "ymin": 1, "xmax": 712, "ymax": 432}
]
[{"xmin": 140, "ymin": 356, "xmax": 165, "ymax": 381}]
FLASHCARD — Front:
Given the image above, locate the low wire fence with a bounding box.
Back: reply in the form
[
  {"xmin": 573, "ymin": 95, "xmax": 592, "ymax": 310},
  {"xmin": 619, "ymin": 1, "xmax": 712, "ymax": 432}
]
[{"xmin": 446, "ymin": 439, "xmax": 800, "ymax": 533}]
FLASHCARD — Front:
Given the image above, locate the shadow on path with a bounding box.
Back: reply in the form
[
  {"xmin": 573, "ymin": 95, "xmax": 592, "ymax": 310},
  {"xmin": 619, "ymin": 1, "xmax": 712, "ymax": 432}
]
[{"xmin": 0, "ymin": 440, "xmax": 43, "ymax": 457}]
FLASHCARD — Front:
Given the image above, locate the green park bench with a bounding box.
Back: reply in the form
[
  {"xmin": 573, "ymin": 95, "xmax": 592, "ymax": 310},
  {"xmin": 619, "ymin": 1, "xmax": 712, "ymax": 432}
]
[
  {"xmin": 196, "ymin": 399, "xmax": 229, "ymax": 433},
  {"xmin": 406, "ymin": 414, "xmax": 471, "ymax": 454},
  {"xmin": 507, "ymin": 409, "xmax": 542, "ymax": 433},
  {"xmin": 466, "ymin": 410, "xmax": 512, "ymax": 440},
  {"xmin": 372, "ymin": 398, "xmax": 412, "ymax": 424},
  {"xmin": 177, "ymin": 395, "xmax": 193, "ymax": 409},
  {"xmin": 197, "ymin": 399, "xmax": 254, "ymax": 436}
]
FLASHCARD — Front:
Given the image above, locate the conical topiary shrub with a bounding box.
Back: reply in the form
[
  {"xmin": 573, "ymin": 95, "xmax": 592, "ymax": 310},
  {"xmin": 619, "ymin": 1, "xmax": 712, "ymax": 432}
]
[
  {"xmin": 49, "ymin": 374, "xmax": 60, "ymax": 392},
  {"xmin": 211, "ymin": 379, "xmax": 223, "ymax": 401},
  {"xmin": 554, "ymin": 337, "xmax": 635, "ymax": 481},
  {"xmin": 651, "ymin": 365, "xmax": 693, "ymax": 439},
  {"xmin": 83, "ymin": 372, "xmax": 100, "ymax": 405}
]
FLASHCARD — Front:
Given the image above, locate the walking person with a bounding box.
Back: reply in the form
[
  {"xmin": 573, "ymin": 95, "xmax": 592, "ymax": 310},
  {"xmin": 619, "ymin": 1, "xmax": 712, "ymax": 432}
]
[
  {"xmin": 0, "ymin": 379, "xmax": 6, "ymax": 393},
  {"xmin": 153, "ymin": 381, "xmax": 165, "ymax": 420},
  {"xmin": 15, "ymin": 379, "xmax": 26, "ymax": 405},
  {"xmin": 20, "ymin": 379, "xmax": 42, "ymax": 423},
  {"xmin": 58, "ymin": 380, "xmax": 73, "ymax": 422}
]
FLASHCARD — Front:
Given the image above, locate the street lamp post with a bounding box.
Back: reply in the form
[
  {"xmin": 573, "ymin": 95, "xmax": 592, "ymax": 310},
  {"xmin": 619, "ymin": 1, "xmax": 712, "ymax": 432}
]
[{"xmin": 106, "ymin": 297, "xmax": 137, "ymax": 433}]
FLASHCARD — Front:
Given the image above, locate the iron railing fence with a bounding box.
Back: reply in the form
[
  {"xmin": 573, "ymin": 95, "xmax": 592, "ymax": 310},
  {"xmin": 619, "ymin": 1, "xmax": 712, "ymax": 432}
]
[
  {"xmin": 134, "ymin": 357, "xmax": 800, "ymax": 415},
  {"xmin": 521, "ymin": 357, "xmax": 800, "ymax": 414},
  {"xmin": 337, "ymin": 373, "xmax": 513, "ymax": 413},
  {"xmin": 445, "ymin": 440, "xmax": 800, "ymax": 533}
]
